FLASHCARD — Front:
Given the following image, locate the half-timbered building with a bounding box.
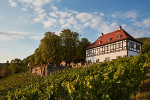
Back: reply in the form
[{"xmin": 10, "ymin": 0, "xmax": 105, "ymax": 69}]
[{"xmin": 86, "ymin": 26, "xmax": 142, "ymax": 64}]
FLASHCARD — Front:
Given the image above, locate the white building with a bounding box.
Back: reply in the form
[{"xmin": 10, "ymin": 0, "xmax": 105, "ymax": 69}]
[{"xmin": 86, "ymin": 26, "xmax": 142, "ymax": 64}]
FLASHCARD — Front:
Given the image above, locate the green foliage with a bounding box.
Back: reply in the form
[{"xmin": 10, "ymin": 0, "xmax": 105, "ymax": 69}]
[
  {"xmin": 60, "ymin": 29, "xmax": 80, "ymax": 65},
  {"xmin": 41, "ymin": 32, "xmax": 62, "ymax": 65},
  {"xmin": 77, "ymin": 38, "xmax": 91, "ymax": 62},
  {"xmin": 136, "ymin": 37, "xmax": 150, "ymax": 43},
  {"xmin": 140, "ymin": 39, "xmax": 150, "ymax": 54},
  {"xmin": 0, "ymin": 53, "xmax": 150, "ymax": 99},
  {"xmin": 0, "ymin": 64, "xmax": 11, "ymax": 77},
  {"xmin": 28, "ymin": 29, "xmax": 90, "ymax": 66},
  {"xmin": 22, "ymin": 56, "xmax": 30, "ymax": 66},
  {"xmin": 34, "ymin": 47, "xmax": 45, "ymax": 65},
  {"xmin": 30, "ymin": 54, "xmax": 35, "ymax": 66},
  {"xmin": 9, "ymin": 58, "xmax": 24, "ymax": 74}
]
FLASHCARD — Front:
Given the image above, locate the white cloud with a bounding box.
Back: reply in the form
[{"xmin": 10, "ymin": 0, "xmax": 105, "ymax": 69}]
[
  {"xmin": 29, "ymin": 36, "xmax": 43, "ymax": 40},
  {"xmin": 34, "ymin": 6, "xmax": 45, "ymax": 14},
  {"xmin": 0, "ymin": 30, "xmax": 28, "ymax": 40},
  {"xmin": 49, "ymin": 12, "xmax": 58, "ymax": 18},
  {"xmin": 22, "ymin": 8, "xmax": 28, "ymax": 11},
  {"xmin": 76, "ymin": 13, "xmax": 93, "ymax": 23},
  {"xmin": 83, "ymin": 22, "xmax": 91, "ymax": 28},
  {"xmin": 66, "ymin": 17, "xmax": 78, "ymax": 25},
  {"xmin": 33, "ymin": 13, "xmax": 46, "ymax": 22},
  {"xmin": 100, "ymin": 13, "xmax": 104, "ymax": 16},
  {"xmin": 91, "ymin": 16, "xmax": 103, "ymax": 28},
  {"xmin": 124, "ymin": 11, "xmax": 137, "ymax": 21},
  {"xmin": 61, "ymin": 23, "xmax": 72, "ymax": 29},
  {"xmin": 33, "ymin": 0, "xmax": 53, "ymax": 6},
  {"xmin": 111, "ymin": 10, "xmax": 138, "ymax": 21},
  {"xmin": 51, "ymin": 6, "xmax": 58, "ymax": 11},
  {"xmin": 59, "ymin": 19, "xmax": 66, "ymax": 25},
  {"xmin": 134, "ymin": 18, "xmax": 150, "ymax": 28},
  {"xmin": 18, "ymin": 0, "xmax": 34, "ymax": 3},
  {"xmin": 124, "ymin": 27, "xmax": 145, "ymax": 38},
  {"xmin": 42, "ymin": 17, "xmax": 58, "ymax": 28},
  {"xmin": 9, "ymin": 0, "xmax": 17, "ymax": 7},
  {"xmin": 57, "ymin": 11, "xmax": 68, "ymax": 18},
  {"xmin": 143, "ymin": 18, "xmax": 150, "ymax": 28}
]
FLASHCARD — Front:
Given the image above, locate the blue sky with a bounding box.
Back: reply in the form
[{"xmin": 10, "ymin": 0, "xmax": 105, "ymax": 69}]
[{"xmin": 0, "ymin": 0, "xmax": 150, "ymax": 63}]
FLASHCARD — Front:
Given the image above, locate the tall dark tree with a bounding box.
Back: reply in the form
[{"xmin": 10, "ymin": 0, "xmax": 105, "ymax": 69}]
[
  {"xmin": 34, "ymin": 46, "xmax": 44, "ymax": 65},
  {"xmin": 41, "ymin": 32, "xmax": 62, "ymax": 65},
  {"xmin": 30, "ymin": 54, "xmax": 35, "ymax": 66},
  {"xmin": 9, "ymin": 58, "xmax": 24, "ymax": 74},
  {"xmin": 77, "ymin": 38, "xmax": 91, "ymax": 62},
  {"xmin": 60, "ymin": 29, "xmax": 80, "ymax": 66}
]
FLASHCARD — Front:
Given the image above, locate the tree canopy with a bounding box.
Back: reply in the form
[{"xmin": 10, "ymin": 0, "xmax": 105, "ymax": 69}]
[
  {"xmin": 140, "ymin": 38, "xmax": 150, "ymax": 54},
  {"xmin": 30, "ymin": 29, "xmax": 91, "ymax": 66}
]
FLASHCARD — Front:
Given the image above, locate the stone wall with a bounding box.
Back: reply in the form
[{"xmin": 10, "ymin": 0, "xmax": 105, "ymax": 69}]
[{"xmin": 30, "ymin": 64, "xmax": 72, "ymax": 76}]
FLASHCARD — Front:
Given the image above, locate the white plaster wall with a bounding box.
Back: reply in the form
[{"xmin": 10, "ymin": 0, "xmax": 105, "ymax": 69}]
[
  {"xmin": 86, "ymin": 50, "xmax": 127, "ymax": 63},
  {"xmin": 128, "ymin": 51, "xmax": 139, "ymax": 57}
]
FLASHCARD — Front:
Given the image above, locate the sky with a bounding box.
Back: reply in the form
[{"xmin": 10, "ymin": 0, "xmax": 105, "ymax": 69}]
[{"xmin": 0, "ymin": 0, "xmax": 150, "ymax": 63}]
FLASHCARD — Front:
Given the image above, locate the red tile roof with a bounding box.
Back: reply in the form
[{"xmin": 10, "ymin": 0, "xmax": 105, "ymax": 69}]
[{"xmin": 86, "ymin": 28, "xmax": 142, "ymax": 49}]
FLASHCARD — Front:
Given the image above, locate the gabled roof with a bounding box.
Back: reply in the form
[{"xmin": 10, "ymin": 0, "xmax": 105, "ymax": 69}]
[{"xmin": 86, "ymin": 26, "xmax": 142, "ymax": 49}]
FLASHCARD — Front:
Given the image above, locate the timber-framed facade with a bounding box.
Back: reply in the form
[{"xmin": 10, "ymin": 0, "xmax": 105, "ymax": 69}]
[{"xmin": 86, "ymin": 26, "xmax": 142, "ymax": 64}]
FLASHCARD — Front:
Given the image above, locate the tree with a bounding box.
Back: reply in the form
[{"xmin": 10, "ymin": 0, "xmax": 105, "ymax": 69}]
[
  {"xmin": 41, "ymin": 32, "xmax": 62, "ymax": 65},
  {"xmin": 1, "ymin": 64, "xmax": 11, "ymax": 77},
  {"xmin": 140, "ymin": 39, "xmax": 150, "ymax": 54},
  {"xmin": 9, "ymin": 58, "xmax": 24, "ymax": 74},
  {"xmin": 22, "ymin": 56, "xmax": 30, "ymax": 66},
  {"xmin": 77, "ymin": 38, "xmax": 91, "ymax": 62},
  {"xmin": 60, "ymin": 29, "xmax": 80, "ymax": 66},
  {"xmin": 30, "ymin": 54, "xmax": 35, "ymax": 66},
  {"xmin": 34, "ymin": 46, "xmax": 44, "ymax": 65}
]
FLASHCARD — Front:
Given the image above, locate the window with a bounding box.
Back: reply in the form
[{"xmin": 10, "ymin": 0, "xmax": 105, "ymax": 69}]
[
  {"xmin": 88, "ymin": 50, "xmax": 90, "ymax": 55},
  {"xmin": 116, "ymin": 32, "xmax": 120, "ymax": 34},
  {"xmin": 118, "ymin": 43, "xmax": 122, "ymax": 48},
  {"xmin": 90, "ymin": 49, "xmax": 93, "ymax": 54},
  {"xmin": 98, "ymin": 41, "xmax": 102, "ymax": 44},
  {"xmin": 105, "ymin": 46, "xmax": 108, "ymax": 51},
  {"xmin": 136, "ymin": 44, "xmax": 140, "ymax": 50},
  {"xmin": 117, "ymin": 35, "xmax": 122, "ymax": 39},
  {"xmin": 129, "ymin": 42, "xmax": 132, "ymax": 47},
  {"xmin": 96, "ymin": 59, "xmax": 99, "ymax": 63},
  {"xmin": 88, "ymin": 60, "xmax": 91, "ymax": 64},
  {"xmin": 105, "ymin": 57, "xmax": 110, "ymax": 61},
  {"xmin": 115, "ymin": 43, "xmax": 118, "ymax": 48},
  {"xmin": 130, "ymin": 55, "xmax": 133, "ymax": 57},
  {"xmin": 108, "ymin": 38, "xmax": 112, "ymax": 42},
  {"xmin": 131, "ymin": 43, "xmax": 134, "ymax": 48}
]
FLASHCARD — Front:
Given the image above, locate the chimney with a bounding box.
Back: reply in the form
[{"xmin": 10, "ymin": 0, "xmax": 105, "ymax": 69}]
[
  {"xmin": 101, "ymin": 33, "xmax": 103, "ymax": 36},
  {"xmin": 119, "ymin": 26, "xmax": 122, "ymax": 30}
]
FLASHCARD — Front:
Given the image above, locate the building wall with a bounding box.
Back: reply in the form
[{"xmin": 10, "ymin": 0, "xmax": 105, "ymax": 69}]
[
  {"xmin": 126, "ymin": 39, "xmax": 142, "ymax": 57},
  {"xmin": 86, "ymin": 39, "xmax": 142, "ymax": 63},
  {"xmin": 128, "ymin": 51, "xmax": 139, "ymax": 57},
  {"xmin": 86, "ymin": 50, "xmax": 127, "ymax": 63},
  {"xmin": 86, "ymin": 40, "xmax": 127, "ymax": 63},
  {"xmin": 30, "ymin": 65, "xmax": 72, "ymax": 76}
]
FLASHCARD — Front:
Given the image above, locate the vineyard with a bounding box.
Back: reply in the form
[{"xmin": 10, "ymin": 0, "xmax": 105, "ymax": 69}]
[{"xmin": 0, "ymin": 52, "xmax": 150, "ymax": 100}]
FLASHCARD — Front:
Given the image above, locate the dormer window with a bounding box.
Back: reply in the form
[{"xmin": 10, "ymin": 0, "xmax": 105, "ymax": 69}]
[
  {"xmin": 98, "ymin": 41, "xmax": 102, "ymax": 44},
  {"xmin": 108, "ymin": 38, "xmax": 112, "ymax": 42},
  {"xmin": 116, "ymin": 32, "xmax": 120, "ymax": 34},
  {"xmin": 117, "ymin": 35, "xmax": 122, "ymax": 39},
  {"xmin": 98, "ymin": 38, "xmax": 101, "ymax": 40}
]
